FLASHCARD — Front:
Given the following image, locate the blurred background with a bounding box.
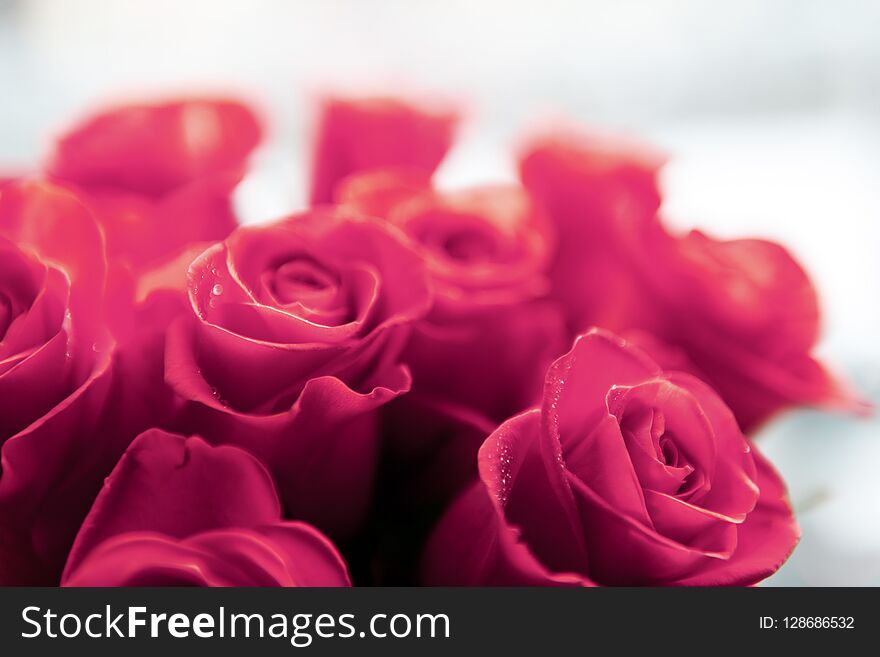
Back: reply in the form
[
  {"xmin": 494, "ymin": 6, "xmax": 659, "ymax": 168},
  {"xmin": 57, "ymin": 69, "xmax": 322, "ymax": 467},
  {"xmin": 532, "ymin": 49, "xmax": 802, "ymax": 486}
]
[{"xmin": 1, "ymin": 0, "xmax": 877, "ymax": 585}]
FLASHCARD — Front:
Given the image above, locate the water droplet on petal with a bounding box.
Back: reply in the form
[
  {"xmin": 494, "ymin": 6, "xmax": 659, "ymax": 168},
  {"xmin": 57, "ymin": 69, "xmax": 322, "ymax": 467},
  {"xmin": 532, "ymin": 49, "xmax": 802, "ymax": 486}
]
[{"xmin": 209, "ymin": 386, "xmax": 230, "ymax": 408}]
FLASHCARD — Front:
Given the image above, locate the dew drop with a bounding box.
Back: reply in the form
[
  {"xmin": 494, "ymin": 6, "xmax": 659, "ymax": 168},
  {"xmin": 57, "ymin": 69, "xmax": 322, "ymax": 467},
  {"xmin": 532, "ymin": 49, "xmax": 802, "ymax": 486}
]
[
  {"xmin": 491, "ymin": 433, "xmax": 516, "ymax": 506},
  {"xmin": 210, "ymin": 386, "xmax": 230, "ymax": 408}
]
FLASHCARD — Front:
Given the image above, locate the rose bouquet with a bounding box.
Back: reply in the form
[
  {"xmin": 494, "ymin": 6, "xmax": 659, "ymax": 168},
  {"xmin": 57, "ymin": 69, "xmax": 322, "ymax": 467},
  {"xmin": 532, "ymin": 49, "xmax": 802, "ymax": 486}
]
[{"xmin": 0, "ymin": 94, "xmax": 865, "ymax": 586}]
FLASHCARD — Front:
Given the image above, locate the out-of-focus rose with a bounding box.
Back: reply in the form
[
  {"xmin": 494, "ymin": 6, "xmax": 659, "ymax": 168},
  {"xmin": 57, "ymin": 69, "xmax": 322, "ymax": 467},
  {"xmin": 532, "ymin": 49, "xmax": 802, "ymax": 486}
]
[
  {"xmin": 423, "ymin": 329, "xmax": 799, "ymax": 586},
  {"xmin": 338, "ymin": 168, "xmax": 566, "ymax": 421},
  {"xmin": 165, "ymin": 209, "xmax": 432, "ymax": 538},
  {"xmin": 309, "ymin": 96, "xmax": 458, "ymax": 205},
  {"xmin": 520, "ymin": 131, "xmax": 864, "ymax": 431},
  {"xmin": 337, "ymin": 169, "xmax": 566, "ymax": 505},
  {"xmin": 0, "ymin": 182, "xmax": 126, "ymax": 584},
  {"xmin": 519, "ymin": 129, "xmax": 665, "ymax": 334},
  {"xmin": 47, "ymin": 98, "xmax": 262, "ymax": 272},
  {"xmin": 63, "ymin": 429, "xmax": 350, "ymax": 586},
  {"xmin": 618, "ymin": 230, "xmax": 868, "ymax": 431}
]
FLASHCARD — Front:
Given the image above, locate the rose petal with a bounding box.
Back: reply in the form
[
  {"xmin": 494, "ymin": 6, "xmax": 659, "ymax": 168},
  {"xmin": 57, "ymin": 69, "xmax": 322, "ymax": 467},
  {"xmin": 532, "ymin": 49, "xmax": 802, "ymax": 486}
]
[
  {"xmin": 79, "ymin": 173, "xmax": 240, "ymax": 271},
  {"xmin": 405, "ymin": 299, "xmax": 566, "ymax": 421},
  {"xmin": 63, "ymin": 429, "xmax": 281, "ymax": 578},
  {"xmin": 63, "ymin": 523, "xmax": 351, "ymax": 587},
  {"xmin": 49, "ymin": 98, "xmax": 261, "ymax": 197},
  {"xmin": 335, "ymin": 167, "xmax": 433, "ymax": 218},
  {"xmin": 421, "ymin": 481, "xmax": 591, "ymax": 587},
  {"xmin": 484, "ymin": 410, "xmax": 592, "ymax": 577},
  {"xmin": 310, "ymin": 96, "xmax": 457, "ymax": 204},
  {"xmin": 0, "ymin": 332, "xmax": 70, "ymax": 439},
  {"xmin": 560, "ymin": 413, "xmax": 651, "ymax": 525},
  {"xmin": 173, "ymin": 366, "xmax": 412, "ymax": 538},
  {"xmin": 0, "ymin": 349, "xmax": 114, "ymax": 584},
  {"xmin": 519, "ymin": 130, "xmax": 665, "ymax": 333},
  {"xmin": 643, "ymin": 490, "xmax": 738, "ymax": 556},
  {"xmin": 543, "ymin": 329, "xmax": 660, "ymax": 449},
  {"xmin": 0, "ymin": 247, "xmax": 67, "ymax": 361},
  {"xmin": 665, "ymin": 372, "xmax": 759, "ymax": 518},
  {"xmin": 669, "ymin": 446, "xmax": 799, "ymax": 586},
  {"xmin": 565, "ymin": 471, "xmax": 728, "ymax": 584},
  {"xmin": 0, "ymin": 181, "xmax": 107, "ymax": 343}
]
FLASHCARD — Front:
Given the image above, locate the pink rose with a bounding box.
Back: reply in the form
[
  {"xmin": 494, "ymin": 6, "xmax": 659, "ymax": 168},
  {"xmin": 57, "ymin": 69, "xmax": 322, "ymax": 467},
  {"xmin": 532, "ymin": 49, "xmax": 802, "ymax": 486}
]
[
  {"xmin": 0, "ymin": 182, "xmax": 125, "ymax": 584},
  {"xmin": 63, "ymin": 429, "xmax": 350, "ymax": 586},
  {"xmin": 337, "ymin": 169, "xmax": 566, "ymax": 505},
  {"xmin": 520, "ymin": 131, "xmax": 864, "ymax": 431},
  {"xmin": 309, "ymin": 96, "xmax": 458, "ymax": 205},
  {"xmin": 423, "ymin": 329, "xmax": 799, "ymax": 586},
  {"xmin": 618, "ymin": 230, "xmax": 868, "ymax": 431},
  {"xmin": 165, "ymin": 209, "xmax": 432, "ymax": 537},
  {"xmin": 47, "ymin": 98, "xmax": 262, "ymax": 272}
]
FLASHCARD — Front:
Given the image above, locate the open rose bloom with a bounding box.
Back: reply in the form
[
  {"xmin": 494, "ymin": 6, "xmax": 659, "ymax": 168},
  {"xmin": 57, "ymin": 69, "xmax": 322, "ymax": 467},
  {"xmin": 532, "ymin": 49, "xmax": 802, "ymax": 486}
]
[
  {"xmin": 0, "ymin": 94, "xmax": 866, "ymax": 587},
  {"xmin": 422, "ymin": 330, "xmax": 799, "ymax": 586}
]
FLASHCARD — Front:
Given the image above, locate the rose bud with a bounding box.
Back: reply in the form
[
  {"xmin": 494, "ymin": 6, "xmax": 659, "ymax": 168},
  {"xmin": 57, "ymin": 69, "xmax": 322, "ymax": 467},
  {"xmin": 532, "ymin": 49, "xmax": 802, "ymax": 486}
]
[
  {"xmin": 165, "ymin": 209, "xmax": 432, "ymax": 538},
  {"xmin": 309, "ymin": 96, "xmax": 458, "ymax": 205},
  {"xmin": 63, "ymin": 429, "xmax": 350, "ymax": 586},
  {"xmin": 0, "ymin": 182, "xmax": 124, "ymax": 584},
  {"xmin": 520, "ymin": 131, "xmax": 866, "ymax": 431},
  {"xmin": 47, "ymin": 97, "xmax": 262, "ymax": 272},
  {"xmin": 422, "ymin": 329, "xmax": 799, "ymax": 586}
]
